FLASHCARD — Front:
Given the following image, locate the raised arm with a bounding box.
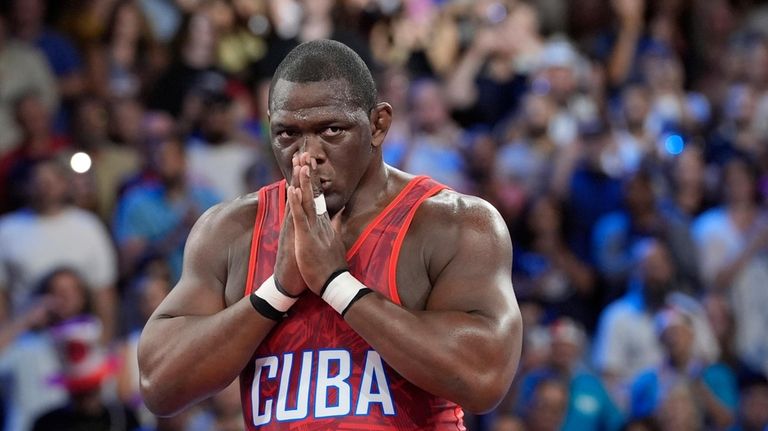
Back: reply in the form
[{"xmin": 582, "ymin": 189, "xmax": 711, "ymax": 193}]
[{"xmin": 138, "ymin": 201, "xmax": 279, "ymax": 416}]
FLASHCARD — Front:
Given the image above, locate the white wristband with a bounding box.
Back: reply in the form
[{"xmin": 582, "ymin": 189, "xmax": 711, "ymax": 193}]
[
  {"xmin": 314, "ymin": 194, "xmax": 327, "ymax": 215},
  {"xmin": 253, "ymin": 275, "xmax": 298, "ymax": 312},
  {"xmin": 321, "ymin": 272, "xmax": 365, "ymax": 314}
]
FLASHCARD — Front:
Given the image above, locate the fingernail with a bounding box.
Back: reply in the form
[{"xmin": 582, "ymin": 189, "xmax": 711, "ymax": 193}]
[{"xmin": 311, "ymin": 158, "xmax": 317, "ymax": 170}]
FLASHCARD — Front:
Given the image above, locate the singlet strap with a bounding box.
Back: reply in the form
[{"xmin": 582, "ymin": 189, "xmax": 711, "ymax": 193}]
[
  {"xmin": 245, "ymin": 181, "xmax": 285, "ymax": 296},
  {"xmin": 346, "ymin": 176, "xmax": 430, "ymax": 259},
  {"xmin": 387, "ymin": 182, "xmax": 447, "ymax": 304}
]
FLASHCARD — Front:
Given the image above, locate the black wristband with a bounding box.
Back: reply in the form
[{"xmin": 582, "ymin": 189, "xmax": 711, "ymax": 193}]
[
  {"xmin": 320, "ymin": 268, "xmax": 350, "ymax": 297},
  {"xmin": 341, "ymin": 288, "xmax": 374, "ymax": 317},
  {"xmin": 250, "ymin": 293, "xmax": 285, "ymax": 321},
  {"xmin": 273, "ymin": 276, "xmax": 301, "ymax": 299}
]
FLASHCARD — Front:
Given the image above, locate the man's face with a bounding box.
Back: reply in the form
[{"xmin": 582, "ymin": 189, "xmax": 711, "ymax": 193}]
[
  {"xmin": 28, "ymin": 161, "xmax": 69, "ymax": 209},
  {"xmin": 269, "ymin": 79, "xmax": 384, "ymax": 215},
  {"xmin": 48, "ymin": 272, "xmax": 87, "ymax": 322}
]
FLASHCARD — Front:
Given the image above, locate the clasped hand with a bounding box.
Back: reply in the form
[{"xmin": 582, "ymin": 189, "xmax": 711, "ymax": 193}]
[{"xmin": 275, "ymin": 152, "xmax": 347, "ymax": 296}]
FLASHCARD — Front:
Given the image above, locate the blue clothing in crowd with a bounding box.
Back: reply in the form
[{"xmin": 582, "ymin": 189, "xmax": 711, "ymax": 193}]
[{"xmin": 114, "ymin": 182, "xmax": 220, "ymax": 281}]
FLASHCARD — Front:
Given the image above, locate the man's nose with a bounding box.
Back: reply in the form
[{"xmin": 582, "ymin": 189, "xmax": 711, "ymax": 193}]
[{"xmin": 301, "ymin": 135, "xmax": 327, "ymax": 163}]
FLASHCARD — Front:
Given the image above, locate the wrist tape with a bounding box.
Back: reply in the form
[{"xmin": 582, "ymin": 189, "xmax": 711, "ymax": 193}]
[
  {"xmin": 250, "ymin": 275, "xmax": 298, "ymax": 320},
  {"xmin": 320, "ymin": 270, "xmax": 374, "ymax": 316},
  {"xmin": 314, "ymin": 194, "xmax": 327, "ymax": 215}
]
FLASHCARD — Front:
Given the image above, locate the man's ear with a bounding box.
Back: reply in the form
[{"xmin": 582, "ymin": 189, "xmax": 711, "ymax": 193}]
[{"xmin": 370, "ymin": 102, "xmax": 393, "ymax": 149}]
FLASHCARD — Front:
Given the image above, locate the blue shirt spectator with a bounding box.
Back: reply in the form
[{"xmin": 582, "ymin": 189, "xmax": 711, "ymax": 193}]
[
  {"xmin": 113, "ymin": 136, "xmax": 220, "ymax": 282},
  {"xmin": 114, "ymin": 182, "xmax": 219, "ymax": 282}
]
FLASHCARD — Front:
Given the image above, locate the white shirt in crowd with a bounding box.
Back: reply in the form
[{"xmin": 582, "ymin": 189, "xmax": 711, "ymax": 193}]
[{"xmin": 0, "ymin": 207, "xmax": 118, "ymax": 313}]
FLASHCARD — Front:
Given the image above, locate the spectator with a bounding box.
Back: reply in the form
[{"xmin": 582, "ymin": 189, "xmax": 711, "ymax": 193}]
[
  {"xmin": 552, "ymin": 120, "xmax": 624, "ymax": 264},
  {"xmin": 444, "ymin": 2, "xmax": 537, "ymax": 128},
  {"xmin": 517, "ymin": 318, "xmax": 624, "ymax": 431},
  {"xmin": 532, "ymin": 38, "xmax": 595, "ymax": 148},
  {"xmin": 379, "ymin": 65, "xmax": 414, "ymax": 169},
  {"xmin": 86, "ymin": 0, "xmax": 163, "ymax": 100},
  {"xmin": 31, "ymin": 316, "xmax": 140, "ymax": 431},
  {"xmin": 71, "ymin": 96, "xmax": 141, "ymax": 220},
  {"xmin": 0, "ymin": 158, "xmax": 118, "ymax": 341},
  {"xmin": 116, "ymin": 267, "xmax": 171, "ymax": 429},
  {"xmin": 592, "ymin": 238, "xmax": 718, "ymax": 407},
  {"xmin": 0, "ymin": 267, "xmax": 94, "ymax": 431},
  {"xmin": 612, "ymin": 84, "xmax": 655, "ymax": 174},
  {"xmin": 629, "ymin": 307, "xmax": 738, "ymax": 429},
  {"xmin": 0, "ymin": 91, "xmax": 69, "ymax": 212},
  {"xmin": 148, "ymin": 11, "xmax": 217, "ymax": 117},
  {"xmin": 489, "ymin": 414, "xmax": 525, "ymax": 431},
  {"xmin": 642, "ymin": 49, "xmax": 710, "ymax": 137},
  {"xmin": 519, "ymin": 373, "xmax": 570, "ymax": 431},
  {"xmin": 692, "ymin": 155, "xmax": 768, "ymax": 376},
  {"xmin": 108, "ymin": 97, "xmax": 146, "ymax": 149},
  {"xmin": 592, "ymin": 168, "xmax": 699, "ymax": 298},
  {"xmin": 188, "ymin": 380, "xmax": 243, "ymax": 431},
  {"xmin": 495, "ymin": 92, "xmax": 558, "ymax": 197},
  {"xmin": 734, "ymin": 372, "xmax": 768, "ymax": 431},
  {"xmin": 8, "ymin": 0, "xmax": 84, "ymax": 131},
  {"xmin": 113, "ymin": 134, "xmax": 220, "ymax": 282},
  {"xmin": 660, "ymin": 144, "xmax": 709, "ymax": 221},
  {"xmin": 0, "ymin": 13, "xmax": 58, "ymax": 153},
  {"xmin": 654, "ymin": 383, "xmax": 702, "ymax": 431},
  {"xmin": 514, "ymin": 196, "xmax": 596, "ymax": 328},
  {"xmin": 186, "ymin": 83, "xmax": 259, "ymax": 201},
  {"xmin": 402, "ymin": 78, "xmax": 474, "ymax": 193}
]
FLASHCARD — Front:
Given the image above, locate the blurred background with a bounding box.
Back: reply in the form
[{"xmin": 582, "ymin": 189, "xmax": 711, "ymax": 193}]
[{"xmin": 0, "ymin": 0, "xmax": 768, "ymax": 430}]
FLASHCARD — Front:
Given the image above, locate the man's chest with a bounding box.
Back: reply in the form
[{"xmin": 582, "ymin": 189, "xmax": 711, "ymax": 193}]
[{"xmin": 223, "ymin": 221, "xmax": 433, "ymax": 310}]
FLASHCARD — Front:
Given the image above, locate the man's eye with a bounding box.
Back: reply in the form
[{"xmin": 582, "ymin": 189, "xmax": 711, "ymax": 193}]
[
  {"xmin": 277, "ymin": 130, "xmax": 297, "ymax": 139},
  {"xmin": 323, "ymin": 127, "xmax": 343, "ymax": 136}
]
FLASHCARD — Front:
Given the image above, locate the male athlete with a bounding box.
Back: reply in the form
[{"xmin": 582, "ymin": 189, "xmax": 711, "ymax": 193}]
[{"xmin": 138, "ymin": 40, "xmax": 522, "ymax": 429}]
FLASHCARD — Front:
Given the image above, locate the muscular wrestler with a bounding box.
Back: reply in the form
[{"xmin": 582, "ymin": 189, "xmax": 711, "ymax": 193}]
[{"xmin": 138, "ymin": 39, "xmax": 522, "ymax": 429}]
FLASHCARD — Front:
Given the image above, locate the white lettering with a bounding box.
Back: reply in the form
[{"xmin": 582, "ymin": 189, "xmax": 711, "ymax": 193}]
[
  {"xmin": 252, "ymin": 356, "xmax": 278, "ymax": 426},
  {"xmin": 250, "ymin": 349, "xmax": 396, "ymax": 423},
  {"xmin": 276, "ymin": 352, "xmax": 313, "ymax": 421},
  {"xmin": 315, "ymin": 350, "xmax": 352, "ymax": 417},
  {"xmin": 356, "ymin": 351, "xmax": 395, "ymax": 415}
]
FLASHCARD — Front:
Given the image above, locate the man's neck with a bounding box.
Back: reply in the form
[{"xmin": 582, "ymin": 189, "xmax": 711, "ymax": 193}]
[{"xmin": 340, "ymin": 161, "xmax": 390, "ymax": 221}]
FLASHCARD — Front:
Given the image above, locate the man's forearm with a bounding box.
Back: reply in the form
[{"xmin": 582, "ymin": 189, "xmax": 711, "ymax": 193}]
[
  {"xmin": 139, "ymin": 297, "xmax": 277, "ymax": 416},
  {"xmin": 343, "ymin": 292, "xmax": 522, "ymax": 414}
]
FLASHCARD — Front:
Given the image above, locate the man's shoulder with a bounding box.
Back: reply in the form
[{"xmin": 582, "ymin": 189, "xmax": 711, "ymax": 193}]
[
  {"xmin": 406, "ymin": 187, "xmax": 511, "ymax": 268},
  {"xmin": 192, "ymin": 192, "xmax": 261, "ymax": 241},
  {"xmin": 416, "ymin": 189, "xmax": 507, "ymax": 236}
]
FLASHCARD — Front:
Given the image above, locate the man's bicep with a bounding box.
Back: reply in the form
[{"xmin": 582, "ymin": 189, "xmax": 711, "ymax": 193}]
[
  {"xmin": 425, "ymin": 201, "xmax": 516, "ymax": 319},
  {"xmin": 150, "ymin": 206, "xmax": 229, "ymax": 319}
]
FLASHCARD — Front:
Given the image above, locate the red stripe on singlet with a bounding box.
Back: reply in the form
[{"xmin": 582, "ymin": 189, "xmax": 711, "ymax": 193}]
[
  {"xmin": 387, "ymin": 184, "xmax": 447, "ymax": 305},
  {"xmin": 244, "ymin": 182, "xmax": 285, "ymax": 295},
  {"xmin": 245, "ymin": 188, "xmax": 267, "ymax": 295},
  {"xmin": 277, "ymin": 180, "xmax": 286, "ymax": 222},
  {"xmin": 345, "ymin": 175, "xmax": 428, "ymax": 259}
]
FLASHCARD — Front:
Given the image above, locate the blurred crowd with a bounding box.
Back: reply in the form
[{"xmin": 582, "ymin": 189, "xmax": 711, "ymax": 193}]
[{"xmin": 1, "ymin": 0, "xmax": 768, "ymax": 430}]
